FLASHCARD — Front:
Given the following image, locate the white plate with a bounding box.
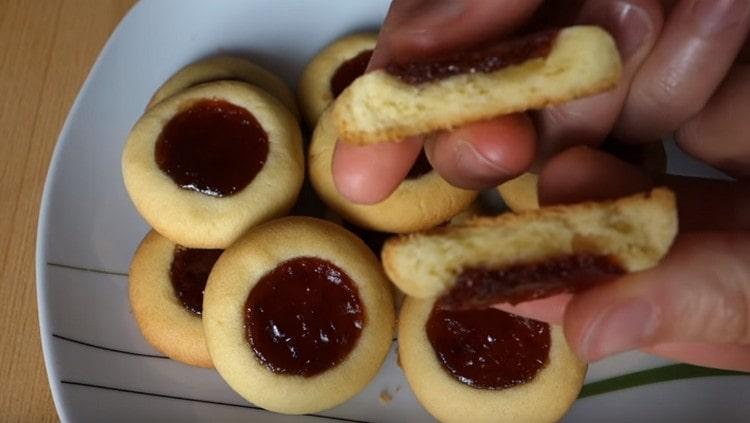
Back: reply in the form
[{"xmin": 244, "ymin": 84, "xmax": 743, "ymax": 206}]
[{"xmin": 36, "ymin": 1, "xmax": 749, "ymax": 421}]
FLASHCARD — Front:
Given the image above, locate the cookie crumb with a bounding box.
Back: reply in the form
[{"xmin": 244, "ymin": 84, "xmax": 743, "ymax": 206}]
[{"xmin": 379, "ymin": 389, "xmax": 392, "ymax": 404}]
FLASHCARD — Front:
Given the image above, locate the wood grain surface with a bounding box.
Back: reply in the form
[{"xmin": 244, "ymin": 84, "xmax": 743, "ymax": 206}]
[{"xmin": 0, "ymin": 0, "xmax": 136, "ymax": 420}]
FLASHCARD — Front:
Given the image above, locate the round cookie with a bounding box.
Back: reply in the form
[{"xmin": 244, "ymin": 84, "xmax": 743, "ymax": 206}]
[
  {"xmin": 498, "ymin": 140, "xmax": 667, "ymax": 212},
  {"xmin": 309, "ymin": 109, "xmax": 477, "ymax": 233},
  {"xmin": 122, "ymin": 81, "xmax": 304, "ymax": 248},
  {"xmin": 129, "ymin": 230, "xmax": 220, "ymax": 368},
  {"xmin": 147, "ymin": 55, "xmax": 299, "ymax": 116},
  {"xmin": 399, "ymin": 296, "xmax": 586, "ymax": 423},
  {"xmin": 202, "ymin": 217, "xmax": 395, "ymax": 414},
  {"xmin": 298, "ymin": 33, "xmax": 377, "ymax": 127}
]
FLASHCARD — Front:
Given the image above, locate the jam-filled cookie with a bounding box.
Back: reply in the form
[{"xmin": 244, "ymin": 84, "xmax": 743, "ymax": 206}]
[
  {"xmin": 129, "ymin": 230, "xmax": 222, "ymax": 368},
  {"xmin": 202, "ymin": 217, "xmax": 395, "ymax": 414},
  {"xmin": 298, "ymin": 33, "xmax": 377, "ymax": 127},
  {"xmin": 383, "ymin": 188, "xmax": 677, "ymax": 307},
  {"xmin": 333, "ymin": 26, "xmax": 621, "ymax": 144},
  {"xmin": 309, "ymin": 109, "xmax": 477, "ymax": 233},
  {"xmin": 498, "ymin": 140, "xmax": 668, "ymax": 212},
  {"xmin": 147, "ymin": 55, "xmax": 299, "ymax": 116},
  {"xmin": 122, "ymin": 81, "xmax": 304, "ymax": 248},
  {"xmin": 399, "ymin": 296, "xmax": 586, "ymax": 423}
]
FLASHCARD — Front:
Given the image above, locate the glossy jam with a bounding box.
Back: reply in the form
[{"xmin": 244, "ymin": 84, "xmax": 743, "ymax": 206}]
[
  {"xmin": 244, "ymin": 257, "xmax": 364, "ymax": 377},
  {"xmin": 169, "ymin": 247, "xmax": 223, "ymax": 316},
  {"xmin": 385, "ymin": 29, "xmax": 559, "ymax": 84},
  {"xmin": 426, "ymin": 307, "xmax": 550, "ymax": 389},
  {"xmin": 154, "ymin": 99, "xmax": 269, "ymax": 197},
  {"xmin": 406, "ymin": 150, "xmax": 433, "ymax": 180},
  {"xmin": 442, "ymin": 254, "xmax": 625, "ymax": 310},
  {"xmin": 330, "ymin": 49, "xmax": 373, "ymax": 98}
]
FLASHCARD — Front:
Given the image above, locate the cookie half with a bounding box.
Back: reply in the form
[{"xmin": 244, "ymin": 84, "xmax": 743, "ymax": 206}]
[
  {"xmin": 298, "ymin": 33, "xmax": 377, "ymax": 127},
  {"xmin": 333, "ymin": 26, "xmax": 621, "ymax": 144},
  {"xmin": 147, "ymin": 55, "xmax": 299, "ymax": 116},
  {"xmin": 383, "ymin": 188, "xmax": 677, "ymax": 307},
  {"xmin": 129, "ymin": 230, "xmax": 221, "ymax": 368},
  {"xmin": 122, "ymin": 81, "xmax": 304, "ymax": 248},
  {"xmin": 202, "ymin": 217, "xmax": 395, "ymax": 414},
  {"xmin": 309, "ymin": 109, "xmax": 477, "ymax": 233},
  {"xmin": 399, "ymin": 296, "xmax": 586, "ymax": 423}
]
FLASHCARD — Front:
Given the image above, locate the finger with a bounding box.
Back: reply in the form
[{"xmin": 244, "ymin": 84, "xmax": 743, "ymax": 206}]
[
  {"xmin": 643, "ymin": 342, "xmax": 750, "ymax": 371},
  {"xmin": 675, "ymin": 65, "xmax": 750, "ymax": 178},
  {"xmin": 332, "ymin": 137, "xmax": 423, "ymax": 204},
  {"xmin": 537, "ymin": 146, "xmax": 653, "ymax": 206},
  {"xmin": 615, "ymin": 0, "xmax": 750, "ymax": 142},
  {"xmin": 370, "ymin": 0, "xmax": 543, "ymax": 68},
  {"xmin": 424, "ymin": 114, "xmax": 537, "ymax": 190},
  {"xmin": 493, "ymin": 294, "xmax": 572, "ymax": 325},
  {"xmin": 564, "ymin": 232, "xmax": 750, "ymax": 364},
  {"xmin": 662, "ymin": 174, "xmax": 750, "ymax": 231},
  {"xmin": 535, "ymin": 0, "xmax": 664, "ymax": 157}
]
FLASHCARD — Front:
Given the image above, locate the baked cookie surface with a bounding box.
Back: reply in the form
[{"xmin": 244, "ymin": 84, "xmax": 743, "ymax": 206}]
[
  {"xmin": 122, "ymin": 81, "xmax": 304, "ymax": 248},
  {"xmin": 399, "ymin": 296, "xmax": 586, "ymax": 423},
  {"xmin": 202, "ymin": 217, "xmax": 395, "ymax": 414},
  {"xmin": 129, "ymin": 230, "xmax": 220, "ymax": 368},
  {"xmin": 383, "ymin": 188, "xmax": 677, "ymax": 304},
  {"xmin": 333, "ymin": 26, "xmax": 621, "ymax": 144},
  {"xmin": 309, "ymin": 109, "xmax": 477, "ymax": 233},
  {"xmin": 298, "ymin": 33, "xmax": 377, "ymax": 127},
  {"xmin": 147, "ymin": 55, "xmax": 299, "ymax": 116}
]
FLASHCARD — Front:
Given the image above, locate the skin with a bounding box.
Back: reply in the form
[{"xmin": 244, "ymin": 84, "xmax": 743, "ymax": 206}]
[{"xmin": 332, "ymin": 0, "xmax": 750, "ymax": 371}]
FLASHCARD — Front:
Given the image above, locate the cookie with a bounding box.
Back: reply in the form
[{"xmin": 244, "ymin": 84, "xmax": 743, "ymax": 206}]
[
  {"xmin": 122, "ymin": 81, "xmax": 304, "ymax": 248},
  {"xmin": 333, "ymin": 26, "xmax": 621, "ymax": 144},
  {"xmin": 202, "ymin": 217, "xmax": 395, "ymax": 414},
  {"xmin": 399, "ymin": 296, "xmax": 586, "ymax": 423},
  {"xmin": 298, "ymin": 33, "xmax": 377, "ymax": 127},
  {"xmin": 309, "ymin": 109, "xmax": 477, "ymax": 233},
  {"xmin": 498, "ymin": 140, "xmax": 668, "ymax": 212},
  {"xmin": 147, "ymin": 55, "xmax": 299, "ymax": 116},
  {"xmin": 129, "ymin": 230, "xmax": 221, "ymax": 368},
  {"xmin": 383, "ymin": 188, "xmax": 677, "ymax": 307}
]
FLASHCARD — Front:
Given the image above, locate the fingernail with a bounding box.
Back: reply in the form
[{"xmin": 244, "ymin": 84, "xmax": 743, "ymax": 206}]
[
  {"xmin": 579, "ymin": 299, "xmax": 658, "ymax": 361},
  {"xmin": 401, "ymin": 0, "xmax": 466, "ymax": 35},
  {"xmin": 579, "ymin": 1, "xmax": 653, "ymax": 61},
  {"xmin": 691, "ymin": 0, "xmax": 750, "ymax": 37},
  {"xmin": 455, "ymin": 139, "xmax": 513, "ymax": 182}
]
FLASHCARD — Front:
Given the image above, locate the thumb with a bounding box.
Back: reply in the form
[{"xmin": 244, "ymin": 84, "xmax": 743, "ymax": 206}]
[{"xmin": 564, "ymin": 232, "xmax": 750, "ymax": 368}]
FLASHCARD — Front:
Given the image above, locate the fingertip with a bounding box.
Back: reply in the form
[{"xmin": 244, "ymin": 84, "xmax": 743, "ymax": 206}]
[
  {"xmin": 332, "ymin": 137, "xmax": 423, "ymax": 204},
  {"xmin": 492, "ymin": 293, "xmax": 571, "ymax": 325},
  {"xmin": 428, "ymin": 114, "xmax": 537, "ymax": 190}
]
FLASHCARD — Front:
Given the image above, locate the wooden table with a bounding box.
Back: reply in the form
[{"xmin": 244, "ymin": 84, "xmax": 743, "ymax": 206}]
[{"xmin": 0, "ymin": 1, "xmax": 136, "ymax": 420}]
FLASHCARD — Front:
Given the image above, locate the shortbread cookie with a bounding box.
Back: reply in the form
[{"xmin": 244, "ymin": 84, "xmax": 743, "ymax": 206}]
[
  {"xmin": 498, "ymin": 140, "xmax": 668, "ymax": 212},
  {"xmin": 122, "ymin": 81, "xmax": 304, "ymax": 248},
  {"xmin": 399, "ymin": 296, "xmax": 586, "ymax": 423},
  {"xmin": 202, "ymin": 217, "xmax": 395, "ymax": 414},
  {"xmin": 309, "ymin": 109, "xmax": 477, "ymax": 233},
  {"xmin": 147, "ymin": 55, "xmax": 299, "ymax": 116},
  {"xmin": 333, "ymin": 26, "xmax": 621, "ymax": 144},
  {"xmin": 383, "ymin": 188, "xmax": 677, "ymax": 307},
  {"xmin": 298, "ymin": 33, "xmax": 377, "ymax": 126},
  {"xmin": 129, "ymin": 230, "xmax": 221, "ymax": 368}
]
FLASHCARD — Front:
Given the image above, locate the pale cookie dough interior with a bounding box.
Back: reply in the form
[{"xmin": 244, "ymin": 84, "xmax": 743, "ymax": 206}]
[
  {"xmin": 383, "ymin": 188, "xmax": 677, "ymax": 299},
  {"xmin": 147, "ymin": 55, "xmax": 299, "ymax": 116},
  {"xmin": 122, "ymin": 81, "xmax": 304, "ymax": 248},
  {"xmin": 333, "ymin": 26, "xmax": 622, "ymax": 144},
  {"xmin": 399, "ymin": 296, "xmax": 586, "ymax": 423},
  {"xmin": 202, "ymin": 217, "xmax": 395, "ymax": 414},
  {"xmin": 298, "ymin": 33, "xmax": 377, "ymax": 127},
  {"xmin": 309, "ymin": 109, "xmax": 477, "ymax": 233},
  {"xmin": 128, "ymin": 230, "xmax": 216, "ymax": 368}
]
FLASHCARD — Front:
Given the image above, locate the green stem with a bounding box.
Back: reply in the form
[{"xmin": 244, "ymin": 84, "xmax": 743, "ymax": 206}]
[{"xmin": 578, "ymin": 364, "xmax": 748, "ymax": 399}]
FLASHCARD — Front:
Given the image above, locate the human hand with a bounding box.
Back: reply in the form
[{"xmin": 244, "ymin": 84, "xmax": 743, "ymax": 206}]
[{"xmin": 332, "ymin": 0, "xmax": 750, "ymax": 371}]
